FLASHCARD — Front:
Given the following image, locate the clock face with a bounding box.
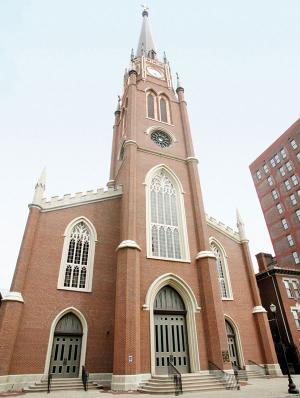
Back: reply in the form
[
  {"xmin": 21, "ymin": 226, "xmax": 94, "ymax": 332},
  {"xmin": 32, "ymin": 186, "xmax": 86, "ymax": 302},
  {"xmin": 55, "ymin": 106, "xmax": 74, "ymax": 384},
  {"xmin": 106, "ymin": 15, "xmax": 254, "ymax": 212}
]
[
  {"xmin": 147, "ymin": 67, "xmax": 163, "ymax": 79},
  {"xmin": 151, "ymin": 130, "xmax": 172, "ymax": 148}
]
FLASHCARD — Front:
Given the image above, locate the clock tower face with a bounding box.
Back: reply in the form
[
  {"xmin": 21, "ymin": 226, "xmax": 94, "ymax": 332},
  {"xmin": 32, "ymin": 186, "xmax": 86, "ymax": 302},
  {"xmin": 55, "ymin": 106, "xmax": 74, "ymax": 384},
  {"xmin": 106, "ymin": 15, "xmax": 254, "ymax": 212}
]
[{"xmin": 146, "ymin": 66, "xmax": 164, "ymax": 79}]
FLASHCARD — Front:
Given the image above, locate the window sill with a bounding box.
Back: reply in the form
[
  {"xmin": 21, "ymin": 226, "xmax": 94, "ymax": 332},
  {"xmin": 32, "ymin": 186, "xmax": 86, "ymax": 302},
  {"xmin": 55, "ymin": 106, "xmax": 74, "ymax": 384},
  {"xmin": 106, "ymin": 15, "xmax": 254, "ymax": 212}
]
[
  {"xmin": 146, "ymin": 255, "xmax": 191, "ymax": 263},
  {"xmin": 222, "ymin": 297, "xmax": 234, "ymax": 301},
  {"xmin": 145, "ymin": 117, "xmax": 174, "ymax": 127},
  {"xmin": 57, "ymin": 286, "xmax": 92, "ymax": 293}
]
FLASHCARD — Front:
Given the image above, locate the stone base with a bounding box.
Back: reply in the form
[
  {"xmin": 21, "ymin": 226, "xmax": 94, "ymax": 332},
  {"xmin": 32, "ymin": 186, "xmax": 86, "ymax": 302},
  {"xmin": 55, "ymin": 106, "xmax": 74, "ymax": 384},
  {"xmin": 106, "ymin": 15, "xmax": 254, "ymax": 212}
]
[
  {"xmin": 111, "ymin": 373, "xmax": 151, "ymax": 391},
  {"xmin": 246, "ymin": 363, "xmax": 282, "ymax": 377}
]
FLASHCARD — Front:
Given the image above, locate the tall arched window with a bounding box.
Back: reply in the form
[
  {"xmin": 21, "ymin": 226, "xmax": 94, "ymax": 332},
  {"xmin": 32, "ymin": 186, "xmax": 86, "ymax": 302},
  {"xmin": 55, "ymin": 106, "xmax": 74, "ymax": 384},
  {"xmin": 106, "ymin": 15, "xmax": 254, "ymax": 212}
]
[
  {"xmin": 146, "ymin": 167, "xmax": 190, "ymax": 261},
  {"xmin": 210, "ymin": 240, "xmax": 233, "ymax": 299},
  {"xmin": 159, "ymin": 97, "xmax": 169, "ymax": 123},
  {"xmin": 58, "ymin": 218, "xmax": 97, "ymax": 292},
  {"xmin": 147, "ymin": 93, "xmax": 155, "ymax": 119}
]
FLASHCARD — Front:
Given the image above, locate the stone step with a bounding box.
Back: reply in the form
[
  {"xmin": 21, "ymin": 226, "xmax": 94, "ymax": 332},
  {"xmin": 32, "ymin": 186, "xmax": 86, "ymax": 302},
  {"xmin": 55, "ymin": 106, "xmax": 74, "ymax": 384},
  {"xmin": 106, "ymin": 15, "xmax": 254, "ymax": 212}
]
[
  {"xmin": 139, "ymin": 385, "xmax": 226, "ymax": 394},
  {"xmin": 24, "ymin": 379, "xmax": 99, "ymax": 393}
]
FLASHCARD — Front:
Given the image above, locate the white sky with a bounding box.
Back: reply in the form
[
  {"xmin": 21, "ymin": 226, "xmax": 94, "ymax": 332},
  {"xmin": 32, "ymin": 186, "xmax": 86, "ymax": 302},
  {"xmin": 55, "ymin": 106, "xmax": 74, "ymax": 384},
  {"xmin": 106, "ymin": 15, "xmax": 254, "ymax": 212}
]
[{"xmin": 1, "ymin": 0, "xmax": 300, "ymax": 291}]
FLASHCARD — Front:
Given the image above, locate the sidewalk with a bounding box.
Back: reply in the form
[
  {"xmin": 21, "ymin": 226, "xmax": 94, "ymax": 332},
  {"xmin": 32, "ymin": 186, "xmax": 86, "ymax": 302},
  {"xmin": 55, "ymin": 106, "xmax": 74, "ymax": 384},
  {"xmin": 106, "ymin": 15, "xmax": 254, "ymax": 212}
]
[{"xmin": 2, "ymin": 375, "xmax": 300, "ymax": 398}]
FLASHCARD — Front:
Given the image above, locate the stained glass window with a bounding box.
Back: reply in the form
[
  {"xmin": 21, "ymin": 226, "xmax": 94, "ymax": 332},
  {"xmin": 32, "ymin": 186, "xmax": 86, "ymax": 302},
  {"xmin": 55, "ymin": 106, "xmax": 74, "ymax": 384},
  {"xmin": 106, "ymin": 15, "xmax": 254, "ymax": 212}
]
[{"xmin": 211, "ymin": 243, "xmax": 231, "ymax": 299}]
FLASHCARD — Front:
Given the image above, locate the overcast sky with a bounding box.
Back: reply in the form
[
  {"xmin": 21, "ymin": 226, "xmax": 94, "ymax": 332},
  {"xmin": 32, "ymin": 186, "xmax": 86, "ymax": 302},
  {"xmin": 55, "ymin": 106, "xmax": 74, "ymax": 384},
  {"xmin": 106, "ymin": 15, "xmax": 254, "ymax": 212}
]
[{"xmin": 1, "ymin": 0, "xmax": 300, "ymax": 291}]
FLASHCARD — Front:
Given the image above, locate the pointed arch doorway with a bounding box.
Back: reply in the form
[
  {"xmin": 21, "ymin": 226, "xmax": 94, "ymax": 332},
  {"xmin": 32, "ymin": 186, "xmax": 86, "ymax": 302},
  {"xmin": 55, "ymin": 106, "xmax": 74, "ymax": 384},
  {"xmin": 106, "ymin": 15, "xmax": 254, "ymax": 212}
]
[
  {"xmin": 225, "ymin": 320, "xmax": 240, "ymax": 367},
  {"xmin": 154, "ymin": 286, "xmax": 190, "ymax": 374},
  {"xmin": 49, "ymin": 313, "xmax": 83, "ymax": 378}
]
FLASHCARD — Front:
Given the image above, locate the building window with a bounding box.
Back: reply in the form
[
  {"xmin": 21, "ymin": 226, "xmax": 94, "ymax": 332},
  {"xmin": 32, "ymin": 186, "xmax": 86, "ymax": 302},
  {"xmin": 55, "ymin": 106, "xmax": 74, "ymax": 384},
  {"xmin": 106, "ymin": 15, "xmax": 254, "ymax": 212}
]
[
  {"xmin": 267, "ymin": 176, "xmax": 274, "ymax": 186},
  {"xmin": 281, "ymin": 148, "xmax": 287, "ymax": 159},
  {"xmin": 296, "ymin": 209, "xmax": 300, "ymax": 221},
  {"xmin": 282, "ymin": 218, "xmax": 289, "ymax": 230},
  {"xmin": 148, "ymin": 167, "xmax": 189, "ymax": 261},
  {"xmin": 279, "ymin": 166, "xmax": 286, "ymax": 177},
  {"xmin": 287, "ymin": 234, "xmax": 294, "ymax": 247},
  {"xmin": 270, "ymin": 158, "xmax": 276, "ymax": 168},
  {"xmin": 297, "ymin": 190, "xmax": 300, "ymax": 198},
  {"xmin": 291, "ymin": 175, "xmax": 299, "ymax": 186},
  {"xmin": 286, "ymin": 161, "xmax": 293, "ymax": 171},
  {"xmin": 283, "ymin": 280, "xmax": 293, "ymax": 298},
  {"xmin": 290, "ymin": 139, "xmax": 298, "ymax": 150},
  {"xmin": 285, "ymin": 180, "xmax": 292, "ymax": 191},
  {"xmin": 293, "ymin": 252, "xmax": 300, "ymax": 264},
  {"xmin": 211, "ymin": 241, "xmax": 232, "ymax": 299},
  {"xmin": 159, "ymin": 97, "xmax": 170, "ymax": 123},
  {"xmin": 297, "ymin": 153, "xmax": 300, "ymax": 163},
  {"xmin": 291, "ymin": 308, "xmax": 300, "ymax": 329},
  {"xmin": 256, "ymin": 170, "xmax": 262, "ymax": 180},
  {"xmin": 276, "ymin": 203, "xmax": 284, "ymax": 214},
  {"xmin": 272, "ymin": 190, "xmax": 279, "ymax": 200},
  {"xmin": 58, "ymin": 218, "xmax": 96, "ymax": 292},
  {"xmin": 292, "ymin": 281, "xmax": 300, "ymax": 298},
  {"xmin": 147, "ymin": 92, "xmax": 156, "ymax": 119},
  {"xmin": 290, "ymin": 194, "xmax": 297, "ymax": 205},
  {"xmin": 274, "ymin": 154, "xmax": 280, "ymax": 164},
  {"xmin": 263, "ymin": 163, "xmax": 269, "ymax": 174}
]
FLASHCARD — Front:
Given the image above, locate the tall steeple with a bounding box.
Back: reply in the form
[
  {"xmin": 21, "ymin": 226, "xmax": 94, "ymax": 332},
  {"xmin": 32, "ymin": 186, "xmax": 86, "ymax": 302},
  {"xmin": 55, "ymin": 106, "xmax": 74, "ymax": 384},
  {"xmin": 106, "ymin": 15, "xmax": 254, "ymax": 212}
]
[{"xmin": 136, "ymin": 6, "xmax": 156, "ymax": 59}]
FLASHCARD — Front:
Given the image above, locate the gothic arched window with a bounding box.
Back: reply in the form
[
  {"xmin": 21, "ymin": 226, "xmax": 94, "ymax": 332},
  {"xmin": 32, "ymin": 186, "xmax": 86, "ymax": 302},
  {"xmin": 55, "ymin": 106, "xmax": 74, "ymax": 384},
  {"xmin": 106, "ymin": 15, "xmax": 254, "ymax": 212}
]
[
  {"xmin": 147, "ymin": 167, "xmax": 190, "ymax": 261},
  {"xmin": 159, "ymin": 97, "xmax": 169, "ymax": 123},
  {"xmin": 147, "ymin": 93, "xmax": 156, "ymax": 119},
  {"xmin": 58, "ymin": 218, "xmax": 96, "ymax": 292},
  {"xmin": 210, "ymin": 240, "xmax": 233, "ymax": 299}
]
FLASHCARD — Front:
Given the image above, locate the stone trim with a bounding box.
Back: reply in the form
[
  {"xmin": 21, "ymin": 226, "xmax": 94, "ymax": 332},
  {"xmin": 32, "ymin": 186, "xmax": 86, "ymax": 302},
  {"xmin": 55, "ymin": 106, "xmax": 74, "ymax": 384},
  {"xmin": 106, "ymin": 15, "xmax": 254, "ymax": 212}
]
[
  {"xmin": 206, "ymin": 214, "xmax": 240, "ymax": 243},
  {"xmin": 252, "ymin": 305, "xmax": 267, "ymax": 314},
  {"xmin": 2, "ymin": 291, "xmax": 24, "ymax": 303},
  {"xmin": 116, "ymin": 240, "xmax": 141, "ymax": 251},
  {"xmin": 111, "ymin": 373, "xmax": 151, "ymax": 391},
  {"xmin": 195, "ymin": 251, "xmax": 216, "ymax": 260},
  {"xmin": 186, "ymin": 156, "xmax": 199, "ymax": 163}
]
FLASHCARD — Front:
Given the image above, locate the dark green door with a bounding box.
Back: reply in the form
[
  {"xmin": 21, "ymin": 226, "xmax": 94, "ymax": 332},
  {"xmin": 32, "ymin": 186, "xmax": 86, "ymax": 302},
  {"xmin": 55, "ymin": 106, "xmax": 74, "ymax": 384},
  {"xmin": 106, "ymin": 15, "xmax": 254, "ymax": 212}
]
[{"xmin": 50, "ymin": 313, "xmax": 83, "ymax": 378}]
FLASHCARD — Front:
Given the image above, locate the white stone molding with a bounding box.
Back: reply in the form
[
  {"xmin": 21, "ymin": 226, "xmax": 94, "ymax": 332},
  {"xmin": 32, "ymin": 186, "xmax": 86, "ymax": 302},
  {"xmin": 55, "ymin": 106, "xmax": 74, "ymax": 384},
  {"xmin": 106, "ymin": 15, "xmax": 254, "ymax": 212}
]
[
  {"xmin": 116, "ymin": 240, "xmax": 141, "ymax": 251},
  {"xmin": 144, "ymin": 125, "xmax": 178, "ymax": 143},
  {"xmin": 111, "ymin": 374, "xmax": 151, "ymax": 391},
  {"xmin": 206, "ymin": 214, "xmax": 240, "ymax": 243},
  {"xmin": 143, "ymin": 273, "xmax": 201, "ymax": 376},
  {"xmin": 29, "ymin": 185, "xmax": 122, "ymax": 212},
  {"xmin": 144, "ymin": 164, "xmax": 190, "ymax": 262},
  {"xmin": 57, "ymin": 216, "xmax": 97, "ymax": 293},
  {"xmin": 2, "ymin": 291, "xmax": 24, "ymax": 303},
  {"xmin": 123, "ymin": 139, "xmax": 137, "ymax": 147},
  {"xmin": 209, "ymin": 237, "xmax": 234, "ymax": 300},
  {"xmin": 252, "ymin": 305, "xmax": 267, "ymax": 314},
  {"xmin": 43, "ymin": 307, "xmax": 88, "ymax": 377},
  {"xmin": 224, "ymin": 314, "xmax": 245, "ymax": 368},
  {"xmin": 186, "ymin": 156, "xmax": 199, "ymax": 163},
  {"xmin": 195, "ymin": 250, "xmax": 216, "ymax": 260}
]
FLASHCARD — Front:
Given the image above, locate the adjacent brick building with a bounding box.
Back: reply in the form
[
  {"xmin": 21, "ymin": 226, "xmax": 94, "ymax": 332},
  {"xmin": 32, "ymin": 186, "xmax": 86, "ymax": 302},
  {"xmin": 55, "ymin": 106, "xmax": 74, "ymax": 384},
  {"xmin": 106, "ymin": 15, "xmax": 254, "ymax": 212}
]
[
  {"xmin": 250, "ymin": 118, "xmax": 300, "ymax": 373},
  {"xmin": 0, "ymin": 8, "xmax": 280, "ymax": 393}
]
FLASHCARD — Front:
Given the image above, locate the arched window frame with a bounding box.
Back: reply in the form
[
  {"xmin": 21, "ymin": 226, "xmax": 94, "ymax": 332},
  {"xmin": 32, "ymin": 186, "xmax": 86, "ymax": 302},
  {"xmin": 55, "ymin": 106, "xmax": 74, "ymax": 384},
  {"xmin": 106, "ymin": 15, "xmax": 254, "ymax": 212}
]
[
  {"xmin": 210, "ymin": 237, "xmax": 233, "ymax": 300},
  {"xmin": 57, "ymin": 217, "xmax": 97, "ymax": 292},
  {"xmin": 158, "ymin": 94, "xmax": 171, "ymax": 124},
  {"xmin": 144, "ymin": 164, "xmax": 190, "ymax": 262},
  {"xmin": 146, "ymin": 90, "xmax": 158, "ymax": 120}
]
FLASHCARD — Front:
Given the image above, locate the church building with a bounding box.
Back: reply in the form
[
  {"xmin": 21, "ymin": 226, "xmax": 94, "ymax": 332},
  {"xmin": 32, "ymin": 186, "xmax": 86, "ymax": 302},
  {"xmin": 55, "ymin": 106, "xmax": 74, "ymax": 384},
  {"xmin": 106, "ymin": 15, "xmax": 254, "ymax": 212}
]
[{"xmin": 0, "ymin": 8, "xmax": 280, "ymax": 393}]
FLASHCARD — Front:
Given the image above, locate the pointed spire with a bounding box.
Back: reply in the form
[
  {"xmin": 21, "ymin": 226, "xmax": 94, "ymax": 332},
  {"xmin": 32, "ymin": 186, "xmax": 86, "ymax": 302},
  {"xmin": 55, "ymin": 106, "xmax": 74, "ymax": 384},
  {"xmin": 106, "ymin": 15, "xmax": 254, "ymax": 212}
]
[
  {"xmin": 236, "ymin": 209, "xmax": 248, "ymax": 242},
  {"xmin": 115, "ymin": 96, "xmax": 121, "ymax": 114},
  {"xmin": 163, "ymin": 51, "xmax": 168, "ymax": 64},
  {"xmin": 130, "ymin": 48, "xmax": 134, "ymax": 61},
  {"xmin": 136, "ymin": 6, "xmax": 156, "ymax": 59},
  {"xmin": 176, "ymin": 72, "xmax": 184, "ymax": 92},
  {"xmin": 32, "ymin": 167, "xmax": 46, "ymax": 205}
]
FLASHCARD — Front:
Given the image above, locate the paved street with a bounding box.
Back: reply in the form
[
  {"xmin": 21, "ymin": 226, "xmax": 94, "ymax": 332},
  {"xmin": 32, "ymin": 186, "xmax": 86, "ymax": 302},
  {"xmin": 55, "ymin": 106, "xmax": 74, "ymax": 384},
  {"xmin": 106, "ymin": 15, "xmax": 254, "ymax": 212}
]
[{"xmin": 3, "ymin": 375, "xmax": 300, "ymax": 398}]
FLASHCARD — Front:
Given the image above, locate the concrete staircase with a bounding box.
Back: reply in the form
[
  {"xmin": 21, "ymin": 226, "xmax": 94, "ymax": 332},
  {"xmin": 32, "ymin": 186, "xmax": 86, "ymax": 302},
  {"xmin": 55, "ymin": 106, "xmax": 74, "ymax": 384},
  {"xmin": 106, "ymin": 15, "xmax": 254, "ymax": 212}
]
[
  {"xmin": 138, "ymin": 373, "xmax": 228, "ymax": 394},
  {"xmin": 24, "ymin": 377, "xmax": 101, "ymax": 393}
]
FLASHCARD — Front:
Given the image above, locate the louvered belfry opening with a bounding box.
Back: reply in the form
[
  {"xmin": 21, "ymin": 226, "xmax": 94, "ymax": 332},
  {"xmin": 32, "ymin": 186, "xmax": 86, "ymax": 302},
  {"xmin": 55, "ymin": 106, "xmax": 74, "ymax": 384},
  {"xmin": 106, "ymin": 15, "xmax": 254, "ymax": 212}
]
[
  {"xmin": 50, "ymin": 313, "xmax": 83, "ymax": 378},
  {"xmin": 154, "ymin": 286, "xmax": 190, "ymax": 374}
]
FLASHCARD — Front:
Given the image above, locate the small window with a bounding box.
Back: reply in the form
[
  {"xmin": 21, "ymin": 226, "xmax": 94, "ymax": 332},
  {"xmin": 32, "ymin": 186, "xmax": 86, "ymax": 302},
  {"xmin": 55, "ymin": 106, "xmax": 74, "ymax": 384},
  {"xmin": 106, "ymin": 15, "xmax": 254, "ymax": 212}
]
[
  {"xmin": 281, "ymin": 148, "xmax": 287, "ymax": 159},
  {"xmin": 297, "ymin": 190, "xmax": 300, "ymax": 198},
  {"xmin": 291, "ymin": 175, "xmax": 298, "ymax": 186},
  {"xmin": 296, "ymin": 209, "xmax": 300, "ymax": 221},
  {"xmin": 282, "ymin": 218, "xmax": 289, "ymax": 230},
  {"xmin": 147, "ymin": 93, "xmax": 155, "ymax": 119},
  {"xmin": 286, "ymin": 161, "xmax": 293, "ymax": 171},
  {"xmin": 283, "ymin": 280, "xmax": 293, "ymax": 298},
  {"xmin": 276, "ymin": 203, "xmax": 284, "ymax": 214},
  {"xmin": 296, "ymin": 153, "xmax": 300, "ymax": 162},
  {"xmin": 291, "ymin": 308, "xmax": 300, "ymax": 328},
  {"xmin": 263, "ymin": 163, "xmax": 269, "ymax": 174},
  {"xmin": 279, "ymin": 166, "xmax": 286, "ymax": 177},
  {"xmin": 270, "ymin": 158, "xmax": 276, "ymax": 168},
  {"xmin": 256, "ymin": 170, "xmax": 262, "ymax": 180},
  {"xmin": 287, "ymin": 234, "xmax": 294, "ymax": 247},
  {"xmin": 290, "ymin": 139, "xmax": 298, "ymax": 150},
  {"xmin": 159, "ymin": 97, "xmax": 168, "ymax": 123},
  {"xmin": 292, "ymin": 252, "xmax": 300, "ymax": 264},
  {"xmin": 267, "ymin": 176, "xmax": 274, "ymax": 186},
  {"xmin": 274, "ymin": 154, "xmax": 280, "ymax": 164},
  {"xmin": 285, "ymin": 180, "xmax": 292, "ymax": 191},
  {"xmin": 292, "ymin": 281, "xmax": 300, "ymax": 298},
  {"xmin": 211, "ymin": 242, "xmax": 232, "ymax": 299},
  {"xmin": 272, "ymin": 190, "xmax": 279, "ymax": 200},
  {"xmin": 290, "ymin": 194, "xmax": 297, "ymax": 205}
]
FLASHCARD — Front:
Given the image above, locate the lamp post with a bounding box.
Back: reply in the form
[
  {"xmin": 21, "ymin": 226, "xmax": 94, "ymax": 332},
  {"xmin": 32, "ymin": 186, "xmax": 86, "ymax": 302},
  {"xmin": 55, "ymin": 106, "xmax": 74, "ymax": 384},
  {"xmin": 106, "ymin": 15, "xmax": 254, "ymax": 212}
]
[{"xmin": 270, "ymin": 303, "xmax": 299, "ymax": 394}]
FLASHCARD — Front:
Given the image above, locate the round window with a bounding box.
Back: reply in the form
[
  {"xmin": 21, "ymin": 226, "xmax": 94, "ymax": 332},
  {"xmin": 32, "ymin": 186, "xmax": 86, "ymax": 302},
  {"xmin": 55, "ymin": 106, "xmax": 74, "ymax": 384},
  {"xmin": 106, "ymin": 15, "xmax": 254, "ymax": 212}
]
[{"xmin": 150, "ymin": 130, "xmax": 172, "ymax": 148}]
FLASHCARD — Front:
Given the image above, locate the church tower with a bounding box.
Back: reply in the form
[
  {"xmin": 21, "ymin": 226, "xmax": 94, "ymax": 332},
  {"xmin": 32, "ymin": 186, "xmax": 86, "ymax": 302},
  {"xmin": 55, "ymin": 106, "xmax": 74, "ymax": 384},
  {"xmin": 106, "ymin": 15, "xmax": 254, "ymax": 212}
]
[{"xmin": 0, "ymin": 7, "xmax": 280, "ymax": 394}]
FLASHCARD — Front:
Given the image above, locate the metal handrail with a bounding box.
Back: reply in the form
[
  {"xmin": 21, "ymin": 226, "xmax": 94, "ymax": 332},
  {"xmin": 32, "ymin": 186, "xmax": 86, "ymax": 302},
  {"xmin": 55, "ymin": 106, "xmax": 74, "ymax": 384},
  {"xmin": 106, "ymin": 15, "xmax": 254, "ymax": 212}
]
[
  {"xmin": 167, "ymin": 356, "xmax": 183, "ymax": 396},
  {"xmin": 82, "ymin": 366, "xmax": 89, "ymax": 391},
  {"xmin": 248, "ymin": 359, "xmax": 269, "ymax": 375},
  {"xmin": 208, "ymin": 361, "xmax": 240, "ymax": 390},
  {"xmin": 47, "ymin": 372, "xmax": 52, "ymax": 393}
]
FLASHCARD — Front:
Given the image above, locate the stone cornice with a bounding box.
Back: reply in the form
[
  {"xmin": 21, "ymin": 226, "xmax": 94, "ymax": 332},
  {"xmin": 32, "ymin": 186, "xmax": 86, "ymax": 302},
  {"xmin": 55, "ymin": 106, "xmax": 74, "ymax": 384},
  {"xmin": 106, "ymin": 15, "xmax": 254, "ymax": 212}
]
[
  {"xmin": 206, "ymin": 214, "xmax": 240, "ymax": 243},
  {"xmin": 256, "ymin": 267, "xmax": 300, "ymax": 280}
]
